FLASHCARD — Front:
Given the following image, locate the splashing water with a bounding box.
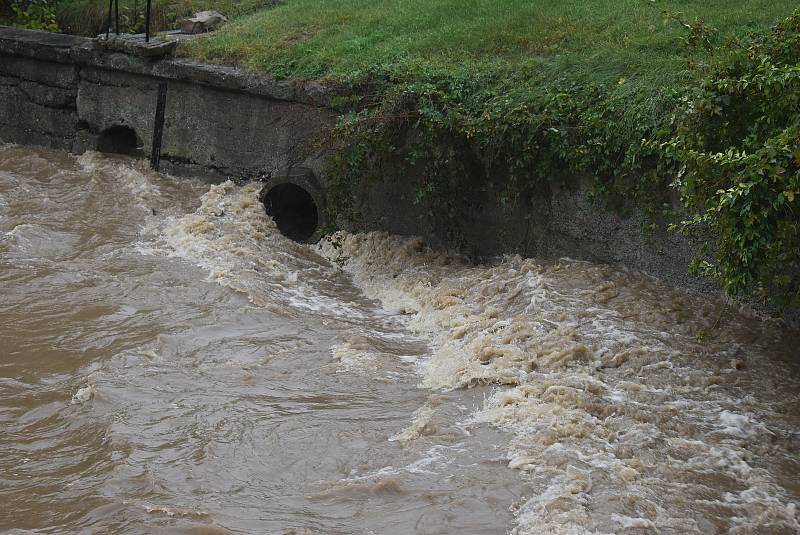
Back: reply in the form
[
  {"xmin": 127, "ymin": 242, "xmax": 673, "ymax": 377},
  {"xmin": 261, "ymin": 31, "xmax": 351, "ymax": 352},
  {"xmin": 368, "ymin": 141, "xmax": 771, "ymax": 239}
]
[
  {"xmin": 316, "ymin": 231, "xmax": 800, "ymax": 534},
  {"xmin": 1, "ymin": 145, "xmax": 798, "ymax": 534}
]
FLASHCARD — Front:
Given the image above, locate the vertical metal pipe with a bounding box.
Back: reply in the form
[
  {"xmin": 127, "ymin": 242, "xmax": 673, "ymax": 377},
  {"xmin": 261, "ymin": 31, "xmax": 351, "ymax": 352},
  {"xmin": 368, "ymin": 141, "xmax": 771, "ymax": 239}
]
[
  {"xmin": 145, "ymin": 0, "xmax": 152, "ymax": 42},
  {"xmin": 150, "ymin": 81, "xmax": 168, "ymax": 171},
  {"xmin": 105, "ymin": 0, "xmax": 113, "ymax": 39},
  {"xmin": 114, "ymin": 0, "xmax": 120, "ymax": 35}
]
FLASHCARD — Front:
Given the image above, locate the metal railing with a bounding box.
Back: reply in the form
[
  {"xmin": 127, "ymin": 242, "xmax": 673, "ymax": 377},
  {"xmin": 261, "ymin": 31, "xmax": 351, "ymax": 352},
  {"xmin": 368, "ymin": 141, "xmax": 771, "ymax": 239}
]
[{"xmin": 106, "ymin": 0, "xmax": 153, "ymax": 42}]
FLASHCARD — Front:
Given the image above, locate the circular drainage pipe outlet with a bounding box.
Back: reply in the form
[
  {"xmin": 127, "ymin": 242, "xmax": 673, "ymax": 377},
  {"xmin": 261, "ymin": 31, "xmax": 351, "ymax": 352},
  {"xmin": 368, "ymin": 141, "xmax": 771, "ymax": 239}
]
[
  {"xmin": 96, "ymin": 125, "xmax": 143, "ymax": 156},
  {"xmin": 259, "ymin": 168, "xmax": 326, "ymax": 243}
]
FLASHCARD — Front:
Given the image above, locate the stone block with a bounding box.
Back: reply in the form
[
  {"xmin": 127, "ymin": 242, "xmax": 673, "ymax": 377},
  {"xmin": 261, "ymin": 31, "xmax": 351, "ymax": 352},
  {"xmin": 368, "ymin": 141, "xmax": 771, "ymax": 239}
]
[
  {"xmin": 19, "ymin": 81, "xmax": 77, "ymax": 108},
  {"xmin": 0, "ymin": 74, "xmax": 20, "ymax": 86},
  {"xmin": 180, "ymin": 11, "xmax": 227, "ymax": 34},
  {"xmin": 0, "ymin": 84, "xmax": 78, "ymax": 138},
  {"xmin": 0, "ymin": 56, "xmax": 77, "ymax": 88}
]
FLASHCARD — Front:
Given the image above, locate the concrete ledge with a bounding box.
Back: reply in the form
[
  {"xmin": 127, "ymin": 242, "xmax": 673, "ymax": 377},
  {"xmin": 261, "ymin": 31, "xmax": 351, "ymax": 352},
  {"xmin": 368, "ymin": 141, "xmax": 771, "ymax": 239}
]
[
  {"xmin": 95, "ymin": 32, "xmax": 178, "ymax": 57},
  {"xmin": 0, "ymin": 26, "xmax": 94, "ymax": 55},
  {"xmin": 0, "ymin": 25, "xmax": 336, "ymax": 184},
  {"xmin": 0, "ymin": 26, "xmax": 335, "ymax": 106},
  {"xmin": 0, "ymin": 55, "xmax": 78, "ymax": 87}
]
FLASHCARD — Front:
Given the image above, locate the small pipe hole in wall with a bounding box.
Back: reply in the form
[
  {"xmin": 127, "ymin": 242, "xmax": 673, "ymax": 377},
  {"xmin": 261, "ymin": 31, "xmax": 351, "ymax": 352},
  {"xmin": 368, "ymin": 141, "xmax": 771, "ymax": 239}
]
[
  {"xmin": 96, "ymin": 125, "xmax": 143, "ymax": 156},
  {"xmin": 262, "ymin": 183, "xmax": 320, "ymax": 243}
]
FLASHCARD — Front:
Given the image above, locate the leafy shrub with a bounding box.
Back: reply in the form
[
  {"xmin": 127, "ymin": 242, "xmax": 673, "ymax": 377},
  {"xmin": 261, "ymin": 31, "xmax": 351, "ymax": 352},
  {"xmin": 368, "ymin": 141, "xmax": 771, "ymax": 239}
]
[
  {"xmin": 7, "ymin": 0, "xmax": 60, "ymax": 31},
  {"xmin": 654, "ymin": 12, "xmax": 800, "ymax": 305}
]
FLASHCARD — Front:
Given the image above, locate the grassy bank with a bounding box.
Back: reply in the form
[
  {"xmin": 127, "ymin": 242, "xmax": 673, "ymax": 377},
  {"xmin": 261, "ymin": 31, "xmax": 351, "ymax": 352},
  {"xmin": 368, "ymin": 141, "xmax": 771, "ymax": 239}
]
[
  {"xmin": 185, "ymin": 1, "xmax": 800, "ymax": 306},
  {"xmin": 186, "ymin": 0, "xmax": 785, "ymax": 83}
]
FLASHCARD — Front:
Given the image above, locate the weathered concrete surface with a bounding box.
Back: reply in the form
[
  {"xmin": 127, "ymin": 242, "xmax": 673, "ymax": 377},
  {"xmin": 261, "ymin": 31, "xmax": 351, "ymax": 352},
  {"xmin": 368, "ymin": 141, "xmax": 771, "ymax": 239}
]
[
  {"xmin": 0, "ymin": 26, "xmax": 332, "ymax": 105},
  {"xmin": 0, "ymin": 26, "xmax": 336, "ymax": 181},
  {"xmin": 95, "ymin": 32, "xmax": 178, "ymax": 57},
  {"xmin": 352, "ymin": 142, "xmax": 717, "ymax": 297},
  {"xmin": 0, "ymin": 54, "xmax": 81, "ymax": 151},
  {"xmin": 535, "ymin": 181, "xmax": 715, "ymax": 293}
]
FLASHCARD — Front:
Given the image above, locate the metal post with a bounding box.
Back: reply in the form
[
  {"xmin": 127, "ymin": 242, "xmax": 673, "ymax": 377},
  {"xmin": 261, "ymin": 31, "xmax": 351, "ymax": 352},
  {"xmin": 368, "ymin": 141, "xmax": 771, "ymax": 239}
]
[
  {"xmin": 150, "ymin": 81, "xmax": 168, "ymax": 171},
  {"xmin": 105, "ymin": 0, "xmax": 113, "ymax": 39},
  {"xmin": 145, "ymin": 0, "xmax": 152, "ymax": 42}
]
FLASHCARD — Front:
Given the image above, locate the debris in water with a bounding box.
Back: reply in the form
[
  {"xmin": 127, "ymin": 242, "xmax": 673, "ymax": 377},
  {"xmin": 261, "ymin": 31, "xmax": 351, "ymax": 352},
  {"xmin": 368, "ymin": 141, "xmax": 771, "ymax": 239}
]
[{"xmin": 71, "ymin": 384, "xmax": 96, "ymax": 404}]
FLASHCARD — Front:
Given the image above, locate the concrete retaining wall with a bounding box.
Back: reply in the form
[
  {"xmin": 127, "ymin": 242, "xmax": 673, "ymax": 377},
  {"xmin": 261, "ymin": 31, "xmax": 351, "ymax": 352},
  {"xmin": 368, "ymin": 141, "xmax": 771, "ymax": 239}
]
[
  {"xmin": 0, "ymin": 26, "xmax": 335, "ymax": 181},
  {"xmin": 0, "ymin": 26, "xmax": 720, "ymax": 299},
  {"xmin": 353, "ymin": 152, "xmax": 714, "ymax": 295}
]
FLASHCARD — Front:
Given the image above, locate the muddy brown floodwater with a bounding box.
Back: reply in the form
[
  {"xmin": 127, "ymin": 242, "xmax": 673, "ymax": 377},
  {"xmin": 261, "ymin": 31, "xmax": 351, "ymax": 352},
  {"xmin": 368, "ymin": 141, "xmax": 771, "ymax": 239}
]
[{"xmin": 0, "ymin": 144, "xmax": 798, "ymax": 534}]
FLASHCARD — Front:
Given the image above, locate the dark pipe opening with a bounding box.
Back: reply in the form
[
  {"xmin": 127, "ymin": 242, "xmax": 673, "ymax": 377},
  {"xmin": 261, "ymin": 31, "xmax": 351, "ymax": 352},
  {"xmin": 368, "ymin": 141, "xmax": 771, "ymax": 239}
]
[
  {"xmin": 262, "ymin": 183, "xmax": 319, "ymax": 242},
  {"xmin": 97, "ymin": 125, "xmax": 142, "ymax": 156}
]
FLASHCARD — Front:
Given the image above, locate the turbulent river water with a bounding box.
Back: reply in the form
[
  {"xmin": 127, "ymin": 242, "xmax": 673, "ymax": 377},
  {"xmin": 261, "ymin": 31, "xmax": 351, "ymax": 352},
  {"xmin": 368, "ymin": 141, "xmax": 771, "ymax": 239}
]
[{"xmin": 1, "ymin": 144, "xmax": 798, "ymax": 535}]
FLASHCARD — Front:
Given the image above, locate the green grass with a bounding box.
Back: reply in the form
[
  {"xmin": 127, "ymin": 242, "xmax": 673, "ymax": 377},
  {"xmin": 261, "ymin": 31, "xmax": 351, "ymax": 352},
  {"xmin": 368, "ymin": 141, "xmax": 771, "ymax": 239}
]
[{"xmin": 184, "ymin": 0, "xmax": 796, "ymax": 87}]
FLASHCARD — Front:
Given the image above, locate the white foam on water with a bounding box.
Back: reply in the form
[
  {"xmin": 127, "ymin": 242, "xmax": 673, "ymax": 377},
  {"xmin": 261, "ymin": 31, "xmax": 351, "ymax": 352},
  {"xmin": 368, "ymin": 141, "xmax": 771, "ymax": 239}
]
[
  {"xmin": 77, "ymin": 151, "xmax": 163, "ymax": 209},
  {"xmin": 154, "ymin": 181, "xmax": 368, "ymax": 319},
  {"xmin": 70, "ymin": 384, "xmax": 96, "ymax": 404},
  {"xmin": 3, "ymin": 223, "xmax": 79, "ymax": 259},
  {"xmin": 4, "ymin": 146, "xmax": 798, "ymax": 534},
  {"xmin": 331, "ymin": 335, "xmax": 382, "ymax": 372},
  {"xmin": 316, "ymin": 230, "xmax": 800, "ymax": 534},
  {"xmin": 389, "ymin": 404, "xmax": 436, "ymax": 446}
]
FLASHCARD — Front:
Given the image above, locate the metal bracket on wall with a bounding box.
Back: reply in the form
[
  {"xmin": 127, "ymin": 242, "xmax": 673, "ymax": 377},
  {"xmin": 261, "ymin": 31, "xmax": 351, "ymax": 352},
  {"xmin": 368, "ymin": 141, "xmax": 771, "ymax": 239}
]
[{"xmin": 150, "ymin": 81, "xmax": 168, "ymax": 171}]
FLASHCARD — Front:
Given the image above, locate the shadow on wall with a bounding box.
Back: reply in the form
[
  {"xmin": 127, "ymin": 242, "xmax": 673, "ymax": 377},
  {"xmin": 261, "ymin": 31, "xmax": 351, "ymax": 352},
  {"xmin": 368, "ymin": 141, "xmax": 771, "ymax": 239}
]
[{"xmin": 96, "ymin": 125, "xmax": 142, "ymax": 156}]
